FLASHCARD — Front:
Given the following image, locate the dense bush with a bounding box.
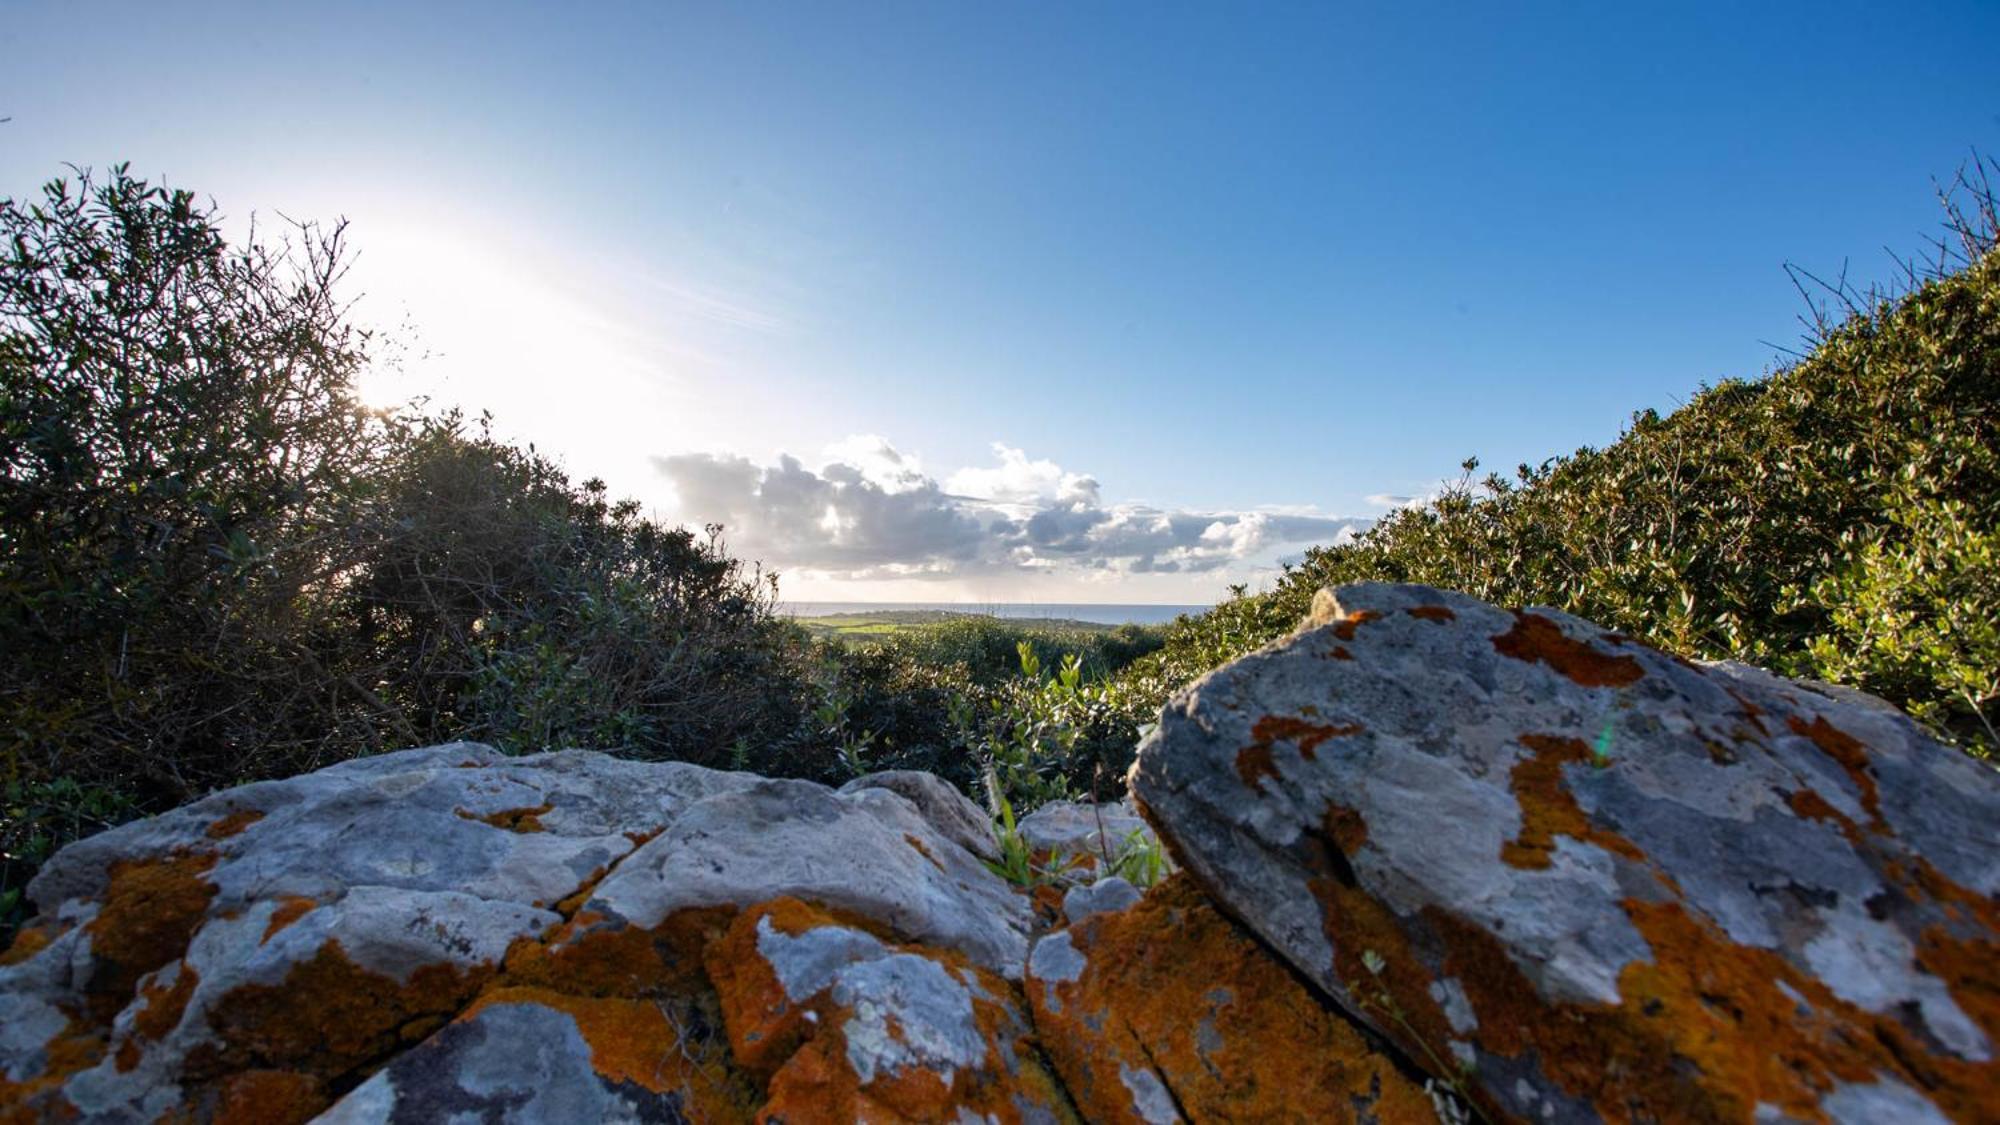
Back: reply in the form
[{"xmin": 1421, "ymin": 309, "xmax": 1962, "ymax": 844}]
[
  {"xmin": 0, "ymin": 167, "xmax": 813, "ymax": 931},
  {"xmin": 775, "ymin": 624, "xmax": 1163, "ymax": 799},
  {"xmin": 1122, "ymin": 159, "xmax": 2000, "ymax": 759}
]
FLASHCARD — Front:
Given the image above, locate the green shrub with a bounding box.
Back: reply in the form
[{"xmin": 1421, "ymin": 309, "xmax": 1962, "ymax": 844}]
[
  {"xmin": 1121, "ymin": 159, "xmax": 2000, "ymax": 759},
  {"xmin": 0, "ymin": 167, "xmax": 817, "ymax": 938}
]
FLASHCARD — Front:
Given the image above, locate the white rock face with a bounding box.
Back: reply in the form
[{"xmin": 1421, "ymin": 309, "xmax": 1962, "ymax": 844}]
[
  {"xmin": 0, "ymin": 744, "xmax": 1029, "ymax": 1122},
  {"xmin": 1129, "ymin": 582, "xmax": 2000, "ymax": 1125}
]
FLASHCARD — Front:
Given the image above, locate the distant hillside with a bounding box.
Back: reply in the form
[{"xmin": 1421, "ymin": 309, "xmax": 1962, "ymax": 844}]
[
  {"xmin": 795, "ymin": 609, "xmax": 1130, "ymax": 644},
  {"xmin": 1124, "ymin": 160, "xmax": 2000, "ymax": 757}
]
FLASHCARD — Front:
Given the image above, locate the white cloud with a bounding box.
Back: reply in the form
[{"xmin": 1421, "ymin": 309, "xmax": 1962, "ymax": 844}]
[
  {"xmin": 945, "ymin": 443, "xmax": 1100, "ymax": 507},
  {"xmin": 654, "ymin": 437, "xmax": 1370, "ymax": 584}
]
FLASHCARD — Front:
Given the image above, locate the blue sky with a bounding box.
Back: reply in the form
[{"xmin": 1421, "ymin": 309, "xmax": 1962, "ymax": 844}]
[{"xmin": 6, "ymin": 2, "xmax": 1997, "ymax": 601}]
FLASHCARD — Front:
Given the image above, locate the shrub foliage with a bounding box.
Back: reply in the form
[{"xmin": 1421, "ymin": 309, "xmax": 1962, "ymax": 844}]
[
  {"xmin": 0, "ymin": 168, "xmax": 810, "ymax": 927},
  {"xmin": 1123, "ymin": 159, "xmax": 2000, "ymax": 759}
]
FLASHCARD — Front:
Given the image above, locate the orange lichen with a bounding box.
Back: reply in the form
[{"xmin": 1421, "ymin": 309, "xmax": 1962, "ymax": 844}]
[
  {"xmin": 1030, "ymin": 875, "xmax": 1437, "ymax": 1124},
  {"xmin": 705, "ymin": 898, "xmax": 828, "ymax": 1076},
  {"xmin": 454, "ymin": 802, "xmax": 553, "ymax": 833},
  {"xmin": 547, "ymin": 866, "xmax": 612, "ymax": 921},
  {"xmin": 1785, "ymin": 715, "xmax": 1884, "ymax": 829},
  {"xmin": 903, "ymin": 834, "xmax": 944, "ymax": 871},
  {"xmin": 82, "ymin": 852, "xmax": 219, "ymax": 1018},
  {"xmin": 1233, "ymin": 744, "xmax": 1282, "ymax": 791},
  {"xmin": 1330, "ymin": 609, "xmax": 1382, "ymax": 642},
  {"xmin": 1302, "ymin": 848, "xmax": 1999, "ymax": 1123},
  {"xmin": 204, "ymin": 810, "xmax": 265, "ymax": 840},
  {"xmin": 1406, "ymin": 605, "xmax": 1457, "ymax": 622},
  {"xmin": 711, "ymin": 897, "xmax": 1071, "ymax": 1124},
  {"xmin": 1249, "ymin": 715, "xmax": 1363, "ymax": 761},
  {"xmin": 189, "ymin": 939, "xmax": 492, "ymax": 1087},
  {"xmin": 0, "ymin": 1013, "xmax": 107, "ymax": 1118},
  {"xmin": 1491, "ymin": 612, "xmax": 1643, "ymax": 687},
  {"xmin": 209, "ymin": 1070, "xmax": 325, "ymax": 1125},
  {"xmin": 261, "ymin": 897, "xmax": 319, "ymax": 944},
  {"xmin": 132, "ymin": 962, "xmax": 201, "ymax": 1042},
  {"xmin": 457, "ymin": 986, "xmax": 758, "ymax": 1117},
  {"xmin": 1236, "ymin": 715, "xmax": 1363, "ymax": 792},
  {"xmin": 1324, "ymin": 802, "xmax": 1370, "ymax": 858},
  {"xmin": 0, "ymin": 920, "xmax": 61, "ymax": 967},
  {"xmin": 1328, "ymin": 645, "xmax": 1355, "ymax": 660},
  {"xmin": 503, "ymin": 908, "xmax": 726, "ymax": 1001},
  {"xmin": 1499, "ymin": 734, "xmax": 1647, "ymax": 869}
]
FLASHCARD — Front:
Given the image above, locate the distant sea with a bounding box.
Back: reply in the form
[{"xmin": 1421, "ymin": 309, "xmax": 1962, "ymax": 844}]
[{"xmin": 779, "ymin": 602, "xmax": 1211, "ymax": 626}]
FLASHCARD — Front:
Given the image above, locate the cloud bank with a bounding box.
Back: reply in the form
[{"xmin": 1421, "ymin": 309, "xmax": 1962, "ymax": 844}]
[{"xmin": 654, "ymin": 437, "xmax": 1368, "ymax": 583}]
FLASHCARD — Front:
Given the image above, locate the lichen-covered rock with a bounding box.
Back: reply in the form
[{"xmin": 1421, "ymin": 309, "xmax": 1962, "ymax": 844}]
[
  {"xmin": 1129, "ymin": 582, "xmax": 2000, "ymax": 1123},
  {"xmin": 0, "ymin": 746, "xmax": 1030, "ymax": 1123},
  {"xmin": 1027, "ymin": 874, "xmax": 1440, "ymax": 1124},
  {"xmin": 705, "ymin": 897, "xmax": 1075, "ymax": 1123},
  {"xmin": 571, "ymin": 777, "xmax": 1030, "ymax": 977},
  {"xmin": 315, "ymin": 987, "xmax": 760, "ymax": 1124}
]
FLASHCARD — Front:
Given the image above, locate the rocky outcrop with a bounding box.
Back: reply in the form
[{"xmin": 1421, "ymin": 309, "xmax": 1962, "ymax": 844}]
[
  {"xmin": 1129, "ymin": 582, "xmax": 2000, "ymax": 1123},
  {"xmin": 6, "ymin": 581, "xmax": 1996, "ymax": 1123},
  {"xmin": 1026, "ymin": 874, "xmax": 1440, "ymax": 1123},
  {"xmin": 0, "ymin": 746, "xmax": 1047, "ymax": 1122}
]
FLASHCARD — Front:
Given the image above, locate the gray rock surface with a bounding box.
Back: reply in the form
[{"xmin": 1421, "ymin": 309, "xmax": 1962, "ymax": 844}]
[
  {"xmin": 838, "ymin": 768, "xmax": 1000, "ymax": 861},
  {"xmin": 580, "ymin": 777, "xmax": 1029, "ymax": 976},
  {"xmin": 0, "ymin": 745, "xmax": 1027, "ymax": 1122},
  {"xmin": 1015, "ymin": 797, "xmax": 1155, "ymax": 860},
  {"xmin": 1062, "ymin": 876, "xmax": 1142, "ymax": 923},
  {"xmin": 1129, "ymin": 581, "xmax": 2000, "ymax": 1124}
]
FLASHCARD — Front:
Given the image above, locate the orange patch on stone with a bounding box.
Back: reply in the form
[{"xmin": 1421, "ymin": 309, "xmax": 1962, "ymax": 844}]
[
  {"xmin": 1298, "ymin": 846, "xmax": 1997, "ymax": 1123},
  {"xmin": 1785, "ymin": 714, "xmax": 1885, "ymax": 829},
  {"xmin": 1236, "ymin": 715, "xmax": 1364, "ymax": 792},
  {"xmin": 1330, "ymin": 609, "xmax": 1382, "ymax": 642},
  {"xmin": 260, "ymin": 898, "xmax": 319, "ymax": 944},
  {"xmin": 1328, "ymin": 645, "xmax": 1355, "ymax": 661},
  {"xmin": 455, "ymin": 802, "xmax": 553, "ymax": 833},
  {"xmin": 711, "ymin": 897, "xmax": 1068, "ymax": 1124},
  {"xmin": 82, "ymin": 852, "xmax": 219, "ymax": 1019},
  {"xmin": 458, "ymin": 986, "xmax": 758, "ymax": 1116},
  {"xmin": 132, "ymin": 962, "xmax": 202, "ymax": 1042},
  {"xmin": 1406, "ymin": 605, "xmax": 1456, "ymax": 622},
  {"xmin": 190, "ymin": 939, "xmax": 493, "ymax": 1089},
  {"xmin": 1234, "ymin": 744, "xmax": 1282, "ymax": 791},
  {"xmin": 903, "ymin": 833, "xmax": 944, "ymax": 871},
  {"xmin": 504, "ymin": 908, "xmax": 729, "ymax": 1001},
  {"xmin": 1499, "ymin": 734, "xmax": 1647, "ymax": 870},
  {"xmin": 1324, "ymin": 802, "xmax": 1370, "ymax": 858},
  {"xmin": 1491, "ymin": 612, "xmax": 1643, "ymax": 687},
  {"xmin": 1031, "ymin": 874, "xmax": 1437, "ymax": 1124},
  {"xmin": 1250, "ymin": 715, "xmax": 1363, "ymax": 760},
  {"xmin": 0, "ymin": 920, "xmax": 61, "ymax": 967},
  {"xmin": 204, "ymin": 810, "xmax": 265, "ymax": 840},
  {"xmin": 0, "ymin": 1013, "xmax": 107, "ymax": 1116},
  {"xmin": 210, "ymin": 1070, "xmax": 326, "ymax": 1125}
]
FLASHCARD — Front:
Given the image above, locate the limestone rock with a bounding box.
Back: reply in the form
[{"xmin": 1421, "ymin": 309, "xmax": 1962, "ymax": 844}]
[
  {"xmin": 1016, "ymin": 799, "xmax": 1155, "ymax": 861},
  {"xmin": 1128, "ymin": 582, "xmax": 2000, "ymax": 1123},
  {"xmin": 576, "ymin": 777, "xmax": 1029, "ymax": 977},
  {"xmin": 1061, "ymin": 877, "xmax": 1142, "ymax": 924},
  {"xmin": 0, "ymin": 746, "xmax": 1028, "ymax": 1122},
  {"xmin": 840, "ymin": 769, "xmax": 1000, "ymax": 862},
  {"xmin": 704, "ymin": 897, "xmax": 1073, "ymax": 1123},
  {"xmin": 1026, "ymin": 874, "xmax": 1440, "ymax": 1124}
]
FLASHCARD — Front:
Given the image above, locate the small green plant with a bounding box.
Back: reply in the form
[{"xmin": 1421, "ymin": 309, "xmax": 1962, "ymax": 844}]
[
  {"xmin": 982, "ymin": 778, "xmax": 1052, "ymax": 889},
  {"xmin": 1106, "ymin": 826, "xmax": 1169, "ymax": 888}
]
